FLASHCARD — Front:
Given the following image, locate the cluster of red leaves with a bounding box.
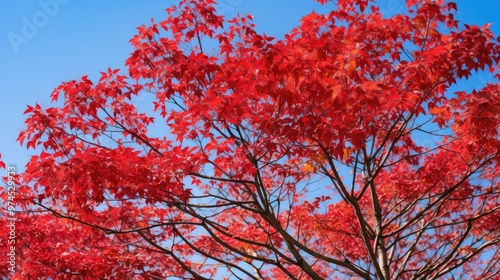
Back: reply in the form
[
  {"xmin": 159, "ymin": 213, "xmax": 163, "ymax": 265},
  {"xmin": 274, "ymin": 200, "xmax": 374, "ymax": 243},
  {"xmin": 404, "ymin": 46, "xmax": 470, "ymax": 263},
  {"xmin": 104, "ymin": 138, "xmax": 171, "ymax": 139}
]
[{"xmin": 2, "ymin": 0, "xmax": 500, "ymax": 279}]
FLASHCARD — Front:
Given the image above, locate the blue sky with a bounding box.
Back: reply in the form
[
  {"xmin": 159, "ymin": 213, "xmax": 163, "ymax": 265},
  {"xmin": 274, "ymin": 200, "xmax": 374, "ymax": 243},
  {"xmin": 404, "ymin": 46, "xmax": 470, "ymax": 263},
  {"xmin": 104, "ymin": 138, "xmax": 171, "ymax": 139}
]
[{"xmin": 0, "ymin": 0, "xmax": 499, "ymax": 171}]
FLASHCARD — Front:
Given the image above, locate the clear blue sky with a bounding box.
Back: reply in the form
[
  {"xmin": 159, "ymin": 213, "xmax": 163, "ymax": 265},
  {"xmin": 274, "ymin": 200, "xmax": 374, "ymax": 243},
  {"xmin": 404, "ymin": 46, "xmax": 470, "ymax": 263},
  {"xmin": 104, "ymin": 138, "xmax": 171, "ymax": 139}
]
[{"xmin": 1, "ymin": 0, "xmax": 499, "ymax": 171}]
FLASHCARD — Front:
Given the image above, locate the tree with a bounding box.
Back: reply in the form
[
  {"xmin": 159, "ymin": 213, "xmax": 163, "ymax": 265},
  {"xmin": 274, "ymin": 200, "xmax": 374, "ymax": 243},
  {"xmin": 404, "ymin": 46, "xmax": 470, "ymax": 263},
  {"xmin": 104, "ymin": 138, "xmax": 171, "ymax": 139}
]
[{"xmin": 2, "ymin": 0, "xmax": 500, "ymax": 278}]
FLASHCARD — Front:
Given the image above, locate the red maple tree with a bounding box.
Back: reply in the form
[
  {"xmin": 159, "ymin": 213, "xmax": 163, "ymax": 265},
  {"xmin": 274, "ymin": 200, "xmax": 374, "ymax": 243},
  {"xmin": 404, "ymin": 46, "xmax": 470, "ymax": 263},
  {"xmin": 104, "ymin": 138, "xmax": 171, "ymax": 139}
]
[{"xmin": 2, "ymin": 0, "xmax": 500, "ymax": 279}]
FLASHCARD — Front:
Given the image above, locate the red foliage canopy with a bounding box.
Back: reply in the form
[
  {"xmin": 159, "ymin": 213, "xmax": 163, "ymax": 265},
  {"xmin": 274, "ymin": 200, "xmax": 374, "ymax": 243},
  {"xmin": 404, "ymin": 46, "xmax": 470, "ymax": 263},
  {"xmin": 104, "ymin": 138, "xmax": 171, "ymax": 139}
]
[{"xmin": 2, "ymin": 0, "xmax": 500, "ymax": 279}]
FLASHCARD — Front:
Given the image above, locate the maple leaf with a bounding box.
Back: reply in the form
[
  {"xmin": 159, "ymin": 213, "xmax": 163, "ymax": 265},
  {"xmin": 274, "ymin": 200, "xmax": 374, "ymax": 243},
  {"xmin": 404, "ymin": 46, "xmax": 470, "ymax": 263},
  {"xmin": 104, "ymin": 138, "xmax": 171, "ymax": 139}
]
[{"xmin": 0, "ymin": 154, "xmax": 5, "ymax": 169}]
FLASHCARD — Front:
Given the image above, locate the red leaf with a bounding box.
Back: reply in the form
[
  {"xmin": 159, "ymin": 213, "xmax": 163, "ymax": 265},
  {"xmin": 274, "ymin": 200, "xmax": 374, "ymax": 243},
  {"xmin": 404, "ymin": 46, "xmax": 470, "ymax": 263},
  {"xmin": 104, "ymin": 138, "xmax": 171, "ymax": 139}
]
[
  {"xmin": 23, "ymin": 105, "xmax": 34, "ymax": 114},
  {"xmin": 0, "ymin": 154, "xmax": 5, "ymax": 169}
]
